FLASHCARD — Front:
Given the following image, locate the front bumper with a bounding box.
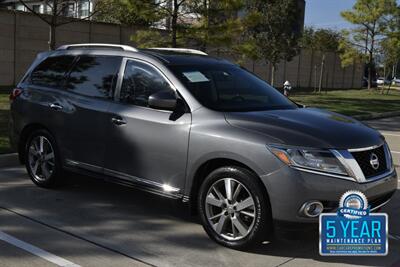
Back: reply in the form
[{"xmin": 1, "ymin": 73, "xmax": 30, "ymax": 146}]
[{"xmin": 260, "ymin": 166, "xmax": 397, "ymax": 223}]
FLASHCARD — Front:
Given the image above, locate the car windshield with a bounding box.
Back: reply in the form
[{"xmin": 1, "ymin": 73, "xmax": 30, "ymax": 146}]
[{"xmin": 169, "ymin": 64, "xmax": 297, "ymax": 112}]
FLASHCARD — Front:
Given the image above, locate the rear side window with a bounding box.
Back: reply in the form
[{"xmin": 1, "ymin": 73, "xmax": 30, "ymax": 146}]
[
  {"xmin": 66, "ymin": 55, "xmax": 122, "ymax": 99},
  {"xmin": 30, "ymin": 55, "xmax": 75, "ymax": 88}
]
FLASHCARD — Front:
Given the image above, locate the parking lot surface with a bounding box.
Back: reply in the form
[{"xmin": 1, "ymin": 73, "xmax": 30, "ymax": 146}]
[{"xmin": 0, "ymin": 116, "xmax": 399, "ymax": 267}]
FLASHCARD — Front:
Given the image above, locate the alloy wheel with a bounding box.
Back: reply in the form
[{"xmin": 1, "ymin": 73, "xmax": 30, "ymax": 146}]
[
  {"xmin": 28, "ymin": 136, "xmax": 55, "ymax": 182},
  {"xmin": 205, "ymin": 178, "xmax": 256, "ymax": 241}
]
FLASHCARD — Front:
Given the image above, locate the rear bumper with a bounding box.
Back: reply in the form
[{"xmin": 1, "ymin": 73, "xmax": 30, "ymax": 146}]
[{"xmin": 260, "ymin": 167, "xmax": 397, "ymax": 223}]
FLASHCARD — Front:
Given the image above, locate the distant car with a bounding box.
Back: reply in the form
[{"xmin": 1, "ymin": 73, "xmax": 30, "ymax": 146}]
[
  {"xmin": 376, "ymin": 77, "xmax": 390, "ymax": 86},
  {"xmin": 392, "ymin": 78, "xmax": 400, "ymax": 86},
  {"xmin": 362, "ymin": 77, "xmax": 377, "ymax": 87}
]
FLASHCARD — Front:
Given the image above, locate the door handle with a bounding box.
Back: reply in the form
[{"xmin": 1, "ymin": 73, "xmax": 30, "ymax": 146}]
[
  {"xmin": 111, "ymin": 117, "xmax": 127, "ymax": 125},
  {"xmin": 49, "ymin": 103, "xmax": 63, "ymax": 110}
]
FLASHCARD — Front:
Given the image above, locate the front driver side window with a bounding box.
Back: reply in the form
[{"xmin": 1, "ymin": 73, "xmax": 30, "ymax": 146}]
[{"xmin": 120, "ymin": 60, "xmax": 174, "ymax": 107}]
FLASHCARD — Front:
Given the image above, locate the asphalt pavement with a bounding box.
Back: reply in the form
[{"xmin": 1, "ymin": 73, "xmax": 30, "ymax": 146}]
[{"xmin": 0, "ymin": 116, "xmax": 399, "ymax": 267}]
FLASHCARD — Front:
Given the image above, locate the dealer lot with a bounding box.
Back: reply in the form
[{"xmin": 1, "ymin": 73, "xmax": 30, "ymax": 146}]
[{"xmin": 0, "ymin": 116, "xmax": 399, "ymax": 267}]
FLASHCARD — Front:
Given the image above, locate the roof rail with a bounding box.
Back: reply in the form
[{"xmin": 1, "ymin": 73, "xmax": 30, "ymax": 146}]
[
  {"xmin": 148, "ymin": 48, "xmax": 208, "ymax": 56},
  {"xmin": 57, "ymin": 43, "xmax": 138, "ymax": 52}
]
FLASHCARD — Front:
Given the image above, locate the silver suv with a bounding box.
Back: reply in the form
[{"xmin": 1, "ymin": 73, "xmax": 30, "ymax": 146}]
[{"xmin": 9, "ymin": 44, "xmax": 397, "ymax": 249}]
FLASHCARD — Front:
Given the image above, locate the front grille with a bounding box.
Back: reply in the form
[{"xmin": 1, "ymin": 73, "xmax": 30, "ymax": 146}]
[{"xmin": 351, "ymin": 145, "xmax": 387, "ymax": 179}]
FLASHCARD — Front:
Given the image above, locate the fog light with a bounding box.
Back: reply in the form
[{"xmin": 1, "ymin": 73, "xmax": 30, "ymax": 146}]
[{"xmin": 301, "ymin": 201, "xmax": 324, "ymax": 217}]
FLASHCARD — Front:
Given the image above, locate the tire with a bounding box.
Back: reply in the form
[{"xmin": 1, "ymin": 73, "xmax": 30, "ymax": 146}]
[
  {"xmin": 24, "ymin": 129, "xmax": 63, "ymax": 188},
  {"xmin": 198, "ymin": 166, "xmax": 272, "ymax": 249}
]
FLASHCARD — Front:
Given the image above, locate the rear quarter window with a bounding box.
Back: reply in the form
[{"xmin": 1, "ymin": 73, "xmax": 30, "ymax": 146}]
[
  {"xmin": 30, "ymin": 55, "xmax": 76, "ymax": 88},
  {"xmin": 66, "ymin": 55, "xmax": 122, "ymax": 99}
]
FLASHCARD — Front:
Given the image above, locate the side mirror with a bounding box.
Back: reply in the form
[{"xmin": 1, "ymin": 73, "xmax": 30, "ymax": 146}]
[{"xmin": 148, "ymin": 90, "xmax": 177, "ymax": 111}]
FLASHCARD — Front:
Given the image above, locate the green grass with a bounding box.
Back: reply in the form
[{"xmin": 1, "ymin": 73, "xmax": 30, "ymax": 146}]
[
  {"xmin": 290, "ymin": 89, "xmax": 400, "ymax": 116},
  {"xmin": 0, "ymin": 89, "xmax": 12, "ymax": 154}
]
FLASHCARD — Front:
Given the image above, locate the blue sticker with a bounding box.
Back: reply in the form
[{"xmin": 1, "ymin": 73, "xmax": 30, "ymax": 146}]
[{"xmin": 319, "ymin": 191, "xmax": 388, "ymax": 256}]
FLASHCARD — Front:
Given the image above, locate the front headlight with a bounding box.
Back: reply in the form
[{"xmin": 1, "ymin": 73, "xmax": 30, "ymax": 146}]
[{"xmin": 268, "ymin": 145, "xmax": 348, "ymax": 176}]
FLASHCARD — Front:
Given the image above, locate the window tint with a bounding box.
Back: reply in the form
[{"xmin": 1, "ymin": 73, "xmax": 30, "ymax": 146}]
[
  {"xmin": 169, "ymin": 64, "xmax": 297, "ymax": 112},
  {"xmin": 30, "ymin": 55, "xmax": 75, "ymax": 88},
  {"xmin": 66, "ymin": 55, "xmax": 121, "ymax": 99},
  {"xmin": 120, "ymin": 60, "xmax": 174, "ymax": 107}
]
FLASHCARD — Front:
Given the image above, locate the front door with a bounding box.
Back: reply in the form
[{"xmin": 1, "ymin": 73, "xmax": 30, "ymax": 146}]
[{"xmin": 104, "ymin": 59, "xmax": 191, "ymax": 193}]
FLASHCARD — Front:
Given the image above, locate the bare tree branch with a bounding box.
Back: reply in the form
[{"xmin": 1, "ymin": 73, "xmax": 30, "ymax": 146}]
[
  {"xmin": 56, "ymin": 10, "xmax": 99, "ymax": 26},
  {"xmin": 19, "ymin": 0, "xmax": 50, "ymax": 24}
]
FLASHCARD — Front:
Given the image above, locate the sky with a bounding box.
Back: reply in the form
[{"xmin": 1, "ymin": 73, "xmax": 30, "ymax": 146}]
[
  {"xmin": 304, "ymin": 0, "xmax": 357, "ymax": 30},
  {"xmin": 305, "ymin": 0, "xmax": 400, "ymax": 30}
]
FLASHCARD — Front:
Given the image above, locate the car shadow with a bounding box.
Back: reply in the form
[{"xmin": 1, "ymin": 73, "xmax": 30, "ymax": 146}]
[{"xmin": 0, "ymin": 168, "xmax": 399, "ymax": 266}]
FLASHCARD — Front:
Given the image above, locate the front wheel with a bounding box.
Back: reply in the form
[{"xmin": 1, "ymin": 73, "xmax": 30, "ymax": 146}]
[
  {"xmin": 25, "ymin": 129, "xmax": 63, "ymax": 188},
  {"xmin": 198, "ymin": 166, "xmax": 272, "ymax": 249}
]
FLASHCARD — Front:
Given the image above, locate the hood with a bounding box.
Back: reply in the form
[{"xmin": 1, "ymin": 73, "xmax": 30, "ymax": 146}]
[{"xmin": 224, "ymin": 108, "xmax": 383, "ymax": 149}]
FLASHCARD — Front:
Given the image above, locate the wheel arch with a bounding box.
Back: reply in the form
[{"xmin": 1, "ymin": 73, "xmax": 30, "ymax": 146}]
[
  {"xmin": 18, "ymin": 123, "xmax": 53, "ymax": 164},
  {"xmin": 188, "ymin": 158, "xmax": 271, "ymax": 215}
]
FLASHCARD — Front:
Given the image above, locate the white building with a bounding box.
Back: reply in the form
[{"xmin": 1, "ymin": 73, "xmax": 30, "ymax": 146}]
[{"xmin": 0, "ymin": 0, "xmax": 93, "ymax": 19}]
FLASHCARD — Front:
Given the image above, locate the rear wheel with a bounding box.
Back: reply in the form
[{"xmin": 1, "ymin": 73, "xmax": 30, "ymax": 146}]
[
  {"xmin": 25, "ymin": 129, "xmax": 62, "ymax": 188},
  {"xmin": 198, "ymin": 166, "xmax": 271, "ymax": 249}
]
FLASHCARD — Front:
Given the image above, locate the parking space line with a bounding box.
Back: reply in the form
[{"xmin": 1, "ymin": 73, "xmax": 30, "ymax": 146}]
[
  {"xmin": 391, "ymin": 151, "xmax": 400, "ymax": 154},
  {"xmin": 0, "ymin": 231, "xmax": 80, "ymax": 267}
]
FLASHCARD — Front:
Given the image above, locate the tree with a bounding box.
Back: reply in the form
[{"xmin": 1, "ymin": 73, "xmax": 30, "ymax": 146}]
[
  {"xmin": 131, "ymin": 0, "xmax": 195, "ymax": 48},
  {"xmin": 381, "ymin": 36, "xmax": 400, "ymax": 78},
  {"xmin": 339, "ymin": 0, "xmax": 397, "ymax": 90},
  {"xmin": 19, "ymin": 0, "xmax": 98, "ymax": 50},
  {"xmin": 301, "ymin": 27, "xmax": 340, "ymax": 92},
  {"xmin": 379, "ymin": 7, "xmax": 400, "ymax": 93},
  {"xmin": 187, "ymin": 0, "xmax": 244, "ymax": 52},
  {"xmin": 94, "ymin": 0, "xmax": 158, "ymax": 26},
  {"xmin": 241, "ymin": 0, "xmax": 302, "ymax": 87}
]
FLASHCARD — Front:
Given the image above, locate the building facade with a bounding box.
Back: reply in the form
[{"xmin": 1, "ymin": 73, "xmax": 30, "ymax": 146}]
[{"xmin": 0, "ymin": 0, "xmax": 93, "ymax": 18}]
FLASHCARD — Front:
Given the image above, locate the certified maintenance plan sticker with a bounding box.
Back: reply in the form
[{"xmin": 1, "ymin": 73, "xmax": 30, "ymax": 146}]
[{"xmin": 319, "ymin": 190, "xmax": 388, "ymax": 256}]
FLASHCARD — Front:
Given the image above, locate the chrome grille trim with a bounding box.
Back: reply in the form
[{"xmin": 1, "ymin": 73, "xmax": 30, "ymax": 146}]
[{"xmin": 331, "ymin": 145, "xmax": 393, "ymax": 183}]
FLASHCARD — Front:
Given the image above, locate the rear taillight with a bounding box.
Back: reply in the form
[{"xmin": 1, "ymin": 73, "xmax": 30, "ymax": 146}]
[{"xmin": 9, "ymin": 88, "xmax": 23, "ymax": 101}]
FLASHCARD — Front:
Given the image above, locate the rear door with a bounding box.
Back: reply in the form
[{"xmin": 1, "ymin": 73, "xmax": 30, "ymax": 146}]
[
  {"xmin": 104, "ymin": 58, "xmax": 191, "ymax": 193},
  {"xmin": 19, "ymin": 55, "xmax": 76, "ymax": 157},
  {"xmin": 61, "ymin": 55, "xmax": 122, "ymax": 171}
]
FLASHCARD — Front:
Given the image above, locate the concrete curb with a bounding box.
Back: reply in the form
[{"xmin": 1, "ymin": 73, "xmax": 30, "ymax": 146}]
[
  {"xmin": 354, "ymin": 111, "xmax": 400, "ymax": 121},
  {"xmin": 0, "ymin": 153, "xmax": 20, "ymax": 168}
]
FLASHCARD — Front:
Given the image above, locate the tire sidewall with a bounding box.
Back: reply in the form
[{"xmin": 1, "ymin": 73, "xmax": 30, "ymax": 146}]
[
  {"xmin": 198, "ymin": 166, "xmax": 271, "ymax": 249},
  {"xmin": 25, "ymin": 129, "xmax": 61, "ymax": 188}
]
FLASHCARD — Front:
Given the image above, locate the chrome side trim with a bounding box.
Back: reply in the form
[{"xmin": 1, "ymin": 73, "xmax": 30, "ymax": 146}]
[
  {"xmin": 348, "ymin": 145, "xmax": 381, "ymax": 152},
  {"xmin": 65, "ymin": 159, "xmax": 182, "ymax": 198},
  {"xmin": 65, "ymin": 159, "xmax": 102, "ymax": 173},
  {"xmin": 104, "ymin": 168, "xmax": 180, "ymax": 193}
]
